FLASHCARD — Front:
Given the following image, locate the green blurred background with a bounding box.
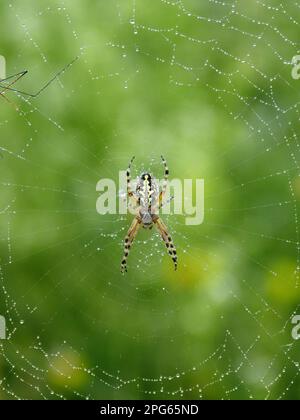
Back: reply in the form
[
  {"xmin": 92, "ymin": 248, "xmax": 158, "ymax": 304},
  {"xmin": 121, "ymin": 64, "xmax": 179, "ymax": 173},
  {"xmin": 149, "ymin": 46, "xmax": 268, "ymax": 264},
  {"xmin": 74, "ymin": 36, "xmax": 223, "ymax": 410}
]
[{"xmin": 0, "ymin": 0, "xmax": 300, "ymax": 400}]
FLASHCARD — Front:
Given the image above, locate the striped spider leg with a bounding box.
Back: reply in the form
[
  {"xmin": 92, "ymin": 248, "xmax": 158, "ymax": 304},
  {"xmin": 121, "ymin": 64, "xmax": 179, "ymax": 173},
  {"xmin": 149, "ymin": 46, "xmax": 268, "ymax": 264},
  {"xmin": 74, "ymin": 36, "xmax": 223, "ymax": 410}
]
[
  {"xmin": 155, "ymin": 156, "xmax": 177, "ymax": 270},
  {"xmin": 121, "ymin": 156, "xmax": 139, "ymax": 273},
  {"xmin": 159, "ymin": 155, "xmax": 169, "ymax": 208},
  {"xmin": 121, "ymin": 216, "xmax": 141, "ymax": 273},
  {"xmin": 121, "ymin": 156, "xmax": 178, "ymax": 273},
  {"xmin": 154, "ymin": 216, "xmax": 178, "ymax": 271},
  {"xmin": 126, "ymin": 156, "xmax": 137, "ymax": 199},
  {"xmin": 126, "ymin": 155, "xmax": 141, "ymax": 212}
]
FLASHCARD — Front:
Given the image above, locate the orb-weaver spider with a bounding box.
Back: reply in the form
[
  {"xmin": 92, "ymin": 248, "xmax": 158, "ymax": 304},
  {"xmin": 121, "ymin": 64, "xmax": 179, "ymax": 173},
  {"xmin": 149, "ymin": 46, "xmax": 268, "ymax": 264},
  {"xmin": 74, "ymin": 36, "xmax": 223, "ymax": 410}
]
[{"xmin": 121, "ymin": 156, "xmax": 178, "ymax": 273}]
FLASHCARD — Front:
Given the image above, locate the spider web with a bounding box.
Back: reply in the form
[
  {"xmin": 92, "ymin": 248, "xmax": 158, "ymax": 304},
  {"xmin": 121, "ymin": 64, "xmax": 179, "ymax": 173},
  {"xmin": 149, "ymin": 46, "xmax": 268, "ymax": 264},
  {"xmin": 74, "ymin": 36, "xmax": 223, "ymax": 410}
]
[{"xmin": 0, "ymin": 0, "xmax": 300, "ymax": 400}]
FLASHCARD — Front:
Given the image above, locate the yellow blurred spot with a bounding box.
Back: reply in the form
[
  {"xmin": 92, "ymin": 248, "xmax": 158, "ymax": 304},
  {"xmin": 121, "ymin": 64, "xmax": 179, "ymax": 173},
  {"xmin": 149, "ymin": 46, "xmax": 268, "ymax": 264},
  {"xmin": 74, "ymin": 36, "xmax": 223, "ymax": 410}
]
[
  {"xmin": 48, "ymin": 348, "xmax": 89, "ymax": 390},
  {"xmin": 266, "ymin": 259, "xmax": 300, "ymax": 304},
  {"xmin": 163, "ymin": 249, "xmax": 228, "ymax": 292},
  {"xmin": 293, "ymin": 176, "xmax": 300, "ymax": 199}
]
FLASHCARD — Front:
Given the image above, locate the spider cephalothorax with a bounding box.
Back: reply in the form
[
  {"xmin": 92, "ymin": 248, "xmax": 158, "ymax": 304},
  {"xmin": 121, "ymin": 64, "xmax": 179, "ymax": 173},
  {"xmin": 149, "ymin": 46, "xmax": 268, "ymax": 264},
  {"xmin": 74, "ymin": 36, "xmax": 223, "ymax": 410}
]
[{"xmin": 121, "ymin": 156, "xmax": 178, "ymax": 273}]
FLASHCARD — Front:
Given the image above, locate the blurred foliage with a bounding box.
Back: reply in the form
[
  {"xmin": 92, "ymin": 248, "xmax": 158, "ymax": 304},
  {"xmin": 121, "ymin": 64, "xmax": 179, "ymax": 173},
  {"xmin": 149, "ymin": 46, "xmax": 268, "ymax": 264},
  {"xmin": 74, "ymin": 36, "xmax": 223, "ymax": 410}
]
[{"xmin": 0, "ymin": 0, "xmax": 300, "ymax": 400}]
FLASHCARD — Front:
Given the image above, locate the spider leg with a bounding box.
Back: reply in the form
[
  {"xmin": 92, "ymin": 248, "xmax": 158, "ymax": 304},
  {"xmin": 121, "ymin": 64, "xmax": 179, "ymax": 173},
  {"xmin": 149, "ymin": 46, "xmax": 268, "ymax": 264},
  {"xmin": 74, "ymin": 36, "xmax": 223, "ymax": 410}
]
[
  {"xmin": 159, "ymin": 195, "xmax": 174, "ymax": 210},
  {"xmin": 0, "ymin": 56, "xmax": 78, "ymax": 98},
  {"xmin": 155, "ymin": 217, "xmax": 178, "ymax": 271},
  {"xmin": 0, "ymin": 71, "xmax": 28, "ymax": 110},
  {"xmin": 159, "ymin": 155, "xmax": 169, "ymax": 207},
  {"xmin": 151, "ymin": 194, "xmax": 173, "ymax": 219},
  {"xmin": 126, "ymin": 156, "xmax": 136, "ymax": 197},
  {"xmin": 0, "ymin": 71, "xmax": 28, "ymax": 84},
  {"xmin": 121, "ymin": 217, "xmax": 141, "ymax": 273}
]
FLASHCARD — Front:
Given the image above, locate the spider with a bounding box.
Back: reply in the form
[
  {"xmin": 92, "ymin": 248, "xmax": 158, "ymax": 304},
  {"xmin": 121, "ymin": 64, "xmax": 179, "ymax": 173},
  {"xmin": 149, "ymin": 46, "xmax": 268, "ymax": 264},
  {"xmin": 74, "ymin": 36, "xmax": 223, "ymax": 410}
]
[
  {"xmin": 0, "ymin": 57, "xmax": 78, "ymax": 110},
  {"xmin": 121, "ymin": 156, "xmax": 178, "ymax": 273}
]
